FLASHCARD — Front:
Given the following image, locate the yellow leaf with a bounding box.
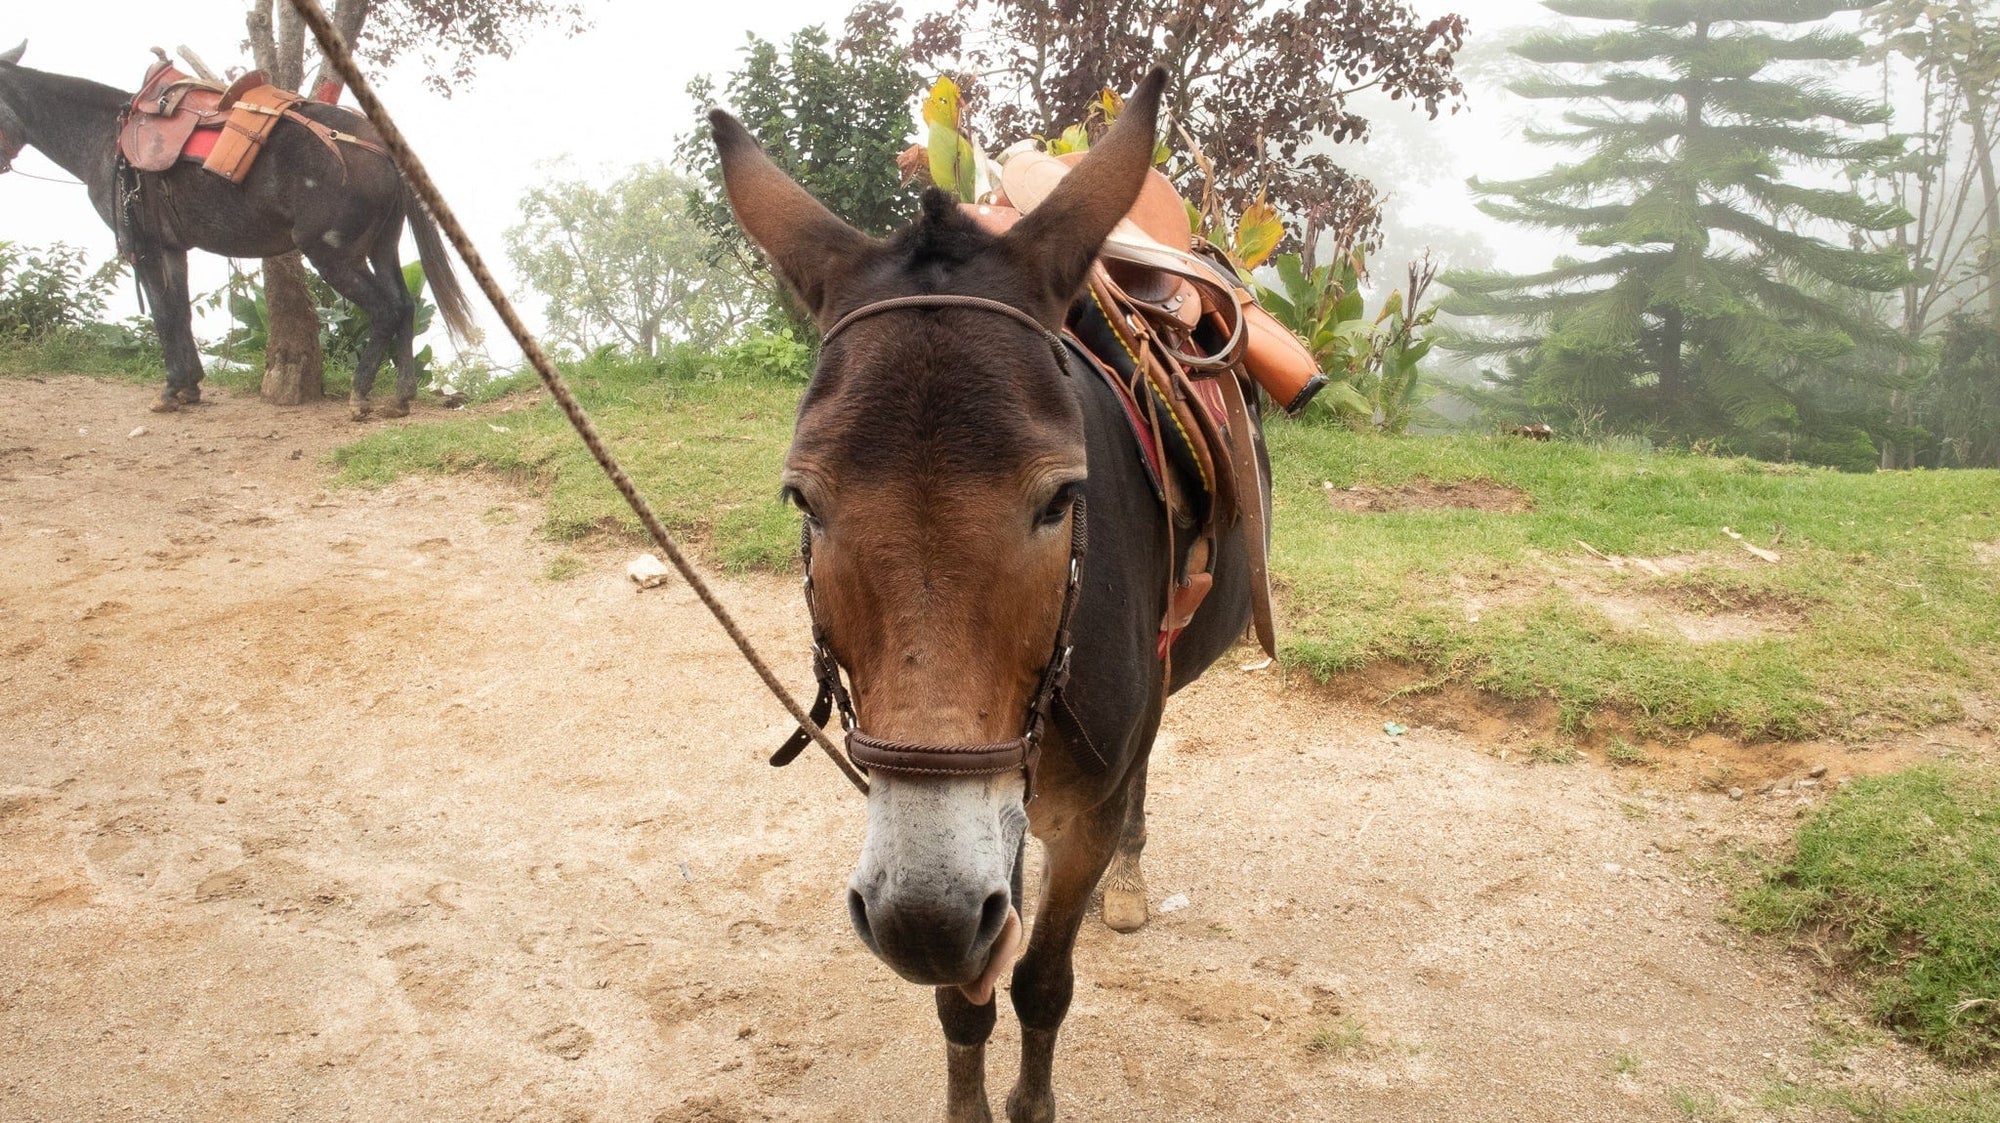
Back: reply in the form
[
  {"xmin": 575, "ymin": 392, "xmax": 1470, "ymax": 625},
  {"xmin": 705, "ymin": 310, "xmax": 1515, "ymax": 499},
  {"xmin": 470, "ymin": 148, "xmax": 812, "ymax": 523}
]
[
  {"xmin": 1233, "ymin": 200, "xmax": 1284, "ymax": 270},
  {"xmin": 921, "ymin": 75, "xmax": 962, "ymax": 130},
  {"xmin": 927, "ymin": 122, "xmax": 964, "ymax": 197}
]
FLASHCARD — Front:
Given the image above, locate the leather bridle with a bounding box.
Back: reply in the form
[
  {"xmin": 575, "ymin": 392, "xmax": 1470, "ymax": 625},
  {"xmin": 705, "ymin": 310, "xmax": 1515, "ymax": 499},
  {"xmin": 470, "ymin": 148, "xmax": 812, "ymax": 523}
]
[
  {"xmin": 770, "ymin": 294, "xmax": 1088, "ymax": 801},
  {"xmin": 0, "ymin": 127, "xmax": 21, "ymax": 174}
]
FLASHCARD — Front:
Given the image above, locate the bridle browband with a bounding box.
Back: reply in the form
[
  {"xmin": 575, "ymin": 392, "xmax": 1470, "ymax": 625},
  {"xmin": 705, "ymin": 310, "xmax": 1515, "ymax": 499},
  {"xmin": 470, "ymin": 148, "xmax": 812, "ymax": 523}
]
[{"xmin": 770, "ymin": 294, "xmax": 1088, "ymax": 801}]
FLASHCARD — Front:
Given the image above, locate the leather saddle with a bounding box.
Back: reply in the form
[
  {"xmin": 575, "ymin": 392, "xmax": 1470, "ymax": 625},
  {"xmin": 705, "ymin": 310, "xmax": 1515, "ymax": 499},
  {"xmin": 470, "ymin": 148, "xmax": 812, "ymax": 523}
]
[{"xmin": 118, "ymin": 60, "xmax": 225, "ymax": 172}]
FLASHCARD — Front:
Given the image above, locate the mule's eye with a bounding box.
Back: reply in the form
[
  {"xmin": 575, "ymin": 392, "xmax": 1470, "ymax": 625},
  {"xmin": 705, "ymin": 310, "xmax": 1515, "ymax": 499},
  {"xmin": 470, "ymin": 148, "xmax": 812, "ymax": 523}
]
[
  {"xmin": 780, "ymin": 486, "xmax": 819, "ymax": 524},
  {"xmin": 1036, "ymin": 483, "xmax": 1079, "ymax": 529}
]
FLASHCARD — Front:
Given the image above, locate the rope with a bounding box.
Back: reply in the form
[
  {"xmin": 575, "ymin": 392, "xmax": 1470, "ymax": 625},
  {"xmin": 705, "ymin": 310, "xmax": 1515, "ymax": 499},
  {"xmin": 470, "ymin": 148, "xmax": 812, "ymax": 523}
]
[
  {"xmin": 7, "ymin": 168, "xmax": 86, "ymax": 186},
  {"xmin": 285, "ymin": 0, "xmax": 867, "ymax": 795}
]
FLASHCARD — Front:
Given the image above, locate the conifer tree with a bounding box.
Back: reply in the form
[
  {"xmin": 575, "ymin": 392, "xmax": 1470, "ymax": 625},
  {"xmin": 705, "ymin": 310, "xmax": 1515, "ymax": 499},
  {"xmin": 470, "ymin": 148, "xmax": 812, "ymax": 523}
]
[{"xmin": 1444, "ymin": 0, "xmax": 1916, "ymax": 461}]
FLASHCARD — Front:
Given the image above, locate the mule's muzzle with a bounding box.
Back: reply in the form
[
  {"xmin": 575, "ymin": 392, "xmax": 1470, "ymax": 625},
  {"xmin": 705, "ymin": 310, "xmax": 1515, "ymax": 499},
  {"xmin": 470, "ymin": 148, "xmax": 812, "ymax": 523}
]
[{"xmin": 847, "ymin": 879, "xmax": 1014, "ymax": 987}]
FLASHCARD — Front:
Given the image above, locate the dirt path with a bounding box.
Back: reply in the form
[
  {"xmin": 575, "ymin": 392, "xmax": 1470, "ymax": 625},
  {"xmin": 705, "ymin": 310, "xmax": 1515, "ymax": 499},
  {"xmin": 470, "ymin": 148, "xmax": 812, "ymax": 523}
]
[{"xmin": 0, "ymin": 377, "xmax": 1955, "ymax": 1121}]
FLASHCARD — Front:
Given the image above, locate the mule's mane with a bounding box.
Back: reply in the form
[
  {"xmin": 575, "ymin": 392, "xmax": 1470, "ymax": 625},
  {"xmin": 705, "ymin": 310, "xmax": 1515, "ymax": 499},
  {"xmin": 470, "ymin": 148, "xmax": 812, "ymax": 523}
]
[
  {"xmin": 888, "ymin": 189, "xmax": 1000, "ymax": 286},
  {"xmin": 0, "ymin": 64, "xmax": 129, "ymax": 135}
]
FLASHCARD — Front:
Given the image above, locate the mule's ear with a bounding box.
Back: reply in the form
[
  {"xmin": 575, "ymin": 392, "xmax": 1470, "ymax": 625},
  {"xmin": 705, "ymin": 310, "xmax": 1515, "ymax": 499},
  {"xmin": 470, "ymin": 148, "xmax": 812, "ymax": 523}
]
[
  {"xmin": 708, "ymin": 109, "xmax": 874, "ymax": 324},
  {"xmin": 0, "ymin": 41, "xmax": 25, "ymax": 65},
  {"xmin": 1001, "ymin": 67, "xmax": 1168, "ymax": 323}
]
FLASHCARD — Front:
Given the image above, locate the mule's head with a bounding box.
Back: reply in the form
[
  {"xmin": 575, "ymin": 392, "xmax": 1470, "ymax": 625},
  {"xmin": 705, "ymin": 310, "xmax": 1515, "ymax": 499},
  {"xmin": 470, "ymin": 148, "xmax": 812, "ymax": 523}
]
[
  {"xmin": 710, "ymin": 69, "xmax": 1165, "ymax": 996},
  {"xmin": 0, "ymin": 41, "xmax": 27, "ymax": 170}
]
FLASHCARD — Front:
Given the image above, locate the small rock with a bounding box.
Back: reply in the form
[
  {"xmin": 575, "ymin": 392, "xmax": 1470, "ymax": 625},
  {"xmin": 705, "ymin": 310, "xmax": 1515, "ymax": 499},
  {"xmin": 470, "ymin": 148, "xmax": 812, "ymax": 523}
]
[
  {"xmin": 627, "ymin": 553, "xmax": 672, "ymax": 590},
  {"xmin": 1728, "ymin": 788, "xmax": 1744, "ymax": 801},
  {"xmin": 1795, "ymin": 778, "xmax": 1819, "ymax": 790},
  {"xmin": 1158, "ymin": 893, "xmax": 1190, "ymax": 914},
  {"xmin": 1808, "ymin": 764, "xmax": 1828, "ymax": 779},
  {"xmin": 127, "ymin": 426, "xmax": 147, "ymax": 438},
  {"xmin": 1757, "ymin": 780, "xmax": 1777, "ymax": 794},
  {"xmin": 1772, "ymin": 780, "xmax": 1792, "ymax": 792},
  {"xmin": 1603, "ymin": 863, "xmax": 1623, "ymax": 874},
  {"xmin": 1383, "ymin": 722, "xmax": 1408, "ymax": 737}
]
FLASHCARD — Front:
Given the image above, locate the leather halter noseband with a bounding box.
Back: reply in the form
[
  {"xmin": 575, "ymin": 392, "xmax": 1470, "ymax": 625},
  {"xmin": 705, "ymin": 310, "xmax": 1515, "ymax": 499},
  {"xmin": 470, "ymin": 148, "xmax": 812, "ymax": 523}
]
[
  {"xmin": 770, "ymin": 294, "xmax": 1087, "ymax": 800},
  {"xmin": 0, "ymin": 127, "xmax": 22, "ymax": 174}
]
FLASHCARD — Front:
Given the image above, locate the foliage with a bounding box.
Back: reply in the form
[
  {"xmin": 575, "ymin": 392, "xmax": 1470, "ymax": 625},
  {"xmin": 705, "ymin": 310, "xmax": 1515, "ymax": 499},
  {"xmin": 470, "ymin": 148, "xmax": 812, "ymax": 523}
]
[
  {"xmin": 1254, "ymin": 250, "xmax": 1438, "ymax": 433},
  {"xmin": 1738, "ymin": 765, "xmax": 2000, "ymax": 1064},
  {"xmin": 246, "ymin": 0, "xmax": 589, "ymax": 96},
  {"xmin": 682, "ymin": 2, "xmax": 923, "ymax": 326},
  {"xmin": 507, "ymin": 162, "xmax": 757, "ymax": 358},
  {"xmin": 1919, "ymin": 314, "xmax": 2000, "ymax": 468},
  {"xmin": 1443, "ymin": 1, "xmax": 1919, "ymax": 467},
  {"xmin": 909, "ymin": 0, "xmax": 1468, "ymax": 252},
  {"xmin": 920, "ymin": 75, "xmax": 982, "ymax": 202},
  {"xmin": 0, "ymin": 242, "xmax": 121, "ymax": 340},
  {"xmin": 715, "ymin": 325, "xmax": 814, "ymax": 382}
]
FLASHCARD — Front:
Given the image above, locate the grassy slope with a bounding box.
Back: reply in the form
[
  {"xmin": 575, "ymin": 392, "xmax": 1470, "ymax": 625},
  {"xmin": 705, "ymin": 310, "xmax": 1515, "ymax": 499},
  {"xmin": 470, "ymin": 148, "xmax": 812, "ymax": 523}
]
[
  {"xmin": 332, "ymin": 357, "xmax": 2000, "ymax": 741},
  {"xmin": 1740, "ymin": 765, "xmax": 2000, "ymax": 1065},
  {"xmin": 1267, "ymin": 429, "xmax": 2000, "ymax": 739}
]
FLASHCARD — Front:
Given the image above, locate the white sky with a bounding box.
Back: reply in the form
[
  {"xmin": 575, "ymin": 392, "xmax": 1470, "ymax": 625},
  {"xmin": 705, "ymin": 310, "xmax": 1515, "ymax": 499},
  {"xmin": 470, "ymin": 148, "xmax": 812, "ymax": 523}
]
[{"xmin": 0, "ymin": 0, "xmax": 1649, "ymax": 356}]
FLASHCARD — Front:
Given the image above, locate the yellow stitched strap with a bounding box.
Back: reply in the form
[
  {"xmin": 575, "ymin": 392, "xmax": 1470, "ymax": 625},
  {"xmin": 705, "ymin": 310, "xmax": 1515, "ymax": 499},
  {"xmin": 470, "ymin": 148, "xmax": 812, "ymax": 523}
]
[{"xmin": 1087, "ymin": 285, "xmax": 1210, "ymax": 495}]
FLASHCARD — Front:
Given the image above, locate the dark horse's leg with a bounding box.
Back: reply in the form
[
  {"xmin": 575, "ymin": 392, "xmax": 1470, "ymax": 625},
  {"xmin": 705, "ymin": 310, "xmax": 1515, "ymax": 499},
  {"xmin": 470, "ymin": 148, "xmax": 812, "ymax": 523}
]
[
  {"xmin": 311, "ymin": 242, "xmax": 411, "ymax": 422},
  {"xmin": 936, "ymin": 986, "xmax": 999, "ymax": 1123},
  {"xmin": 135, "ymin": 249, "xmax": 204, "ymax": 412},
  {"xmin": 1100, "ymin": 755, "xmax": 1150, "ymax": 932},
  {"xmin": 1005, "ymin": 767, "xmax": 1141, "ymax": 1123}
]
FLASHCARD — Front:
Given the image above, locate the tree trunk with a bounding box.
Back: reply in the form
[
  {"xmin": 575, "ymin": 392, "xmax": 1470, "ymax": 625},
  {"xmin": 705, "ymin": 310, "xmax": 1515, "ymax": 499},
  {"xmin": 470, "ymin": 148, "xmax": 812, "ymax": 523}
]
[
  {"xmin": 1964, "ymin": 97, "xmax": 2000, "ymax": 324},
  {"xmin": 261, "ymin": 252, "xmax": 324, "ymax": 405}
]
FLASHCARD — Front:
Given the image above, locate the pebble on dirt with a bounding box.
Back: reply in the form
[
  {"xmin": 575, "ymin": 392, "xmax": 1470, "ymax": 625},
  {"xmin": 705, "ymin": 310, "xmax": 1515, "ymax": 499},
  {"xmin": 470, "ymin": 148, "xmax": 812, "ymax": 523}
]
[
  {"xmin": 627, "ymin": 554, "xmax": 673, "ymax": 590},
  {"xmin": 127, "ymin": 426, "xmax": 147, "ymax": 438},
  {"xmin": 1728, "ymin": 787, "xmax": 1744, "ymax": 801}
]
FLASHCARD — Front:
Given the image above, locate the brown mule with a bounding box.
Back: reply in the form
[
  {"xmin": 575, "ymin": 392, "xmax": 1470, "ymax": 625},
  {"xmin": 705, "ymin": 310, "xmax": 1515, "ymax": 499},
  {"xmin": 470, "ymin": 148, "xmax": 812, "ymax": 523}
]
[{"xmin": 710, "ymin": 68, "xmax": 1269, "ymax": 1122}]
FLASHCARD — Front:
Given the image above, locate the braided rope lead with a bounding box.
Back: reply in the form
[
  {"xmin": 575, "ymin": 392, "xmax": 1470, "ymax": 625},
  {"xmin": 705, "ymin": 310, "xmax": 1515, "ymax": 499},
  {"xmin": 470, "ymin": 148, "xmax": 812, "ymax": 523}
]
[{"xmin": 286, "ymin": 0, "xmax": 868, "ymax": 795}]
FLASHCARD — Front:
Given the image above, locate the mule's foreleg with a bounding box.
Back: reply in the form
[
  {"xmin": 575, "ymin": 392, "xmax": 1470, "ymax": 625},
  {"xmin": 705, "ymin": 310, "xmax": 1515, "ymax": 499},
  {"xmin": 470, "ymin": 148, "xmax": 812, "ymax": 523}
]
[
  {"xmin": 135, "ymin": 250, "xmax": 204, "ymax": 412},
  {"xmin": 1006, "ymin": 792, "xmax": 1128, "ymax": 1123},
  {"xmin": 313, "ymin": 253, "xmax": 409, "ymax": 421},
  {"xmin": 936, "ymin": 985, "xmax": 999, "ymax": 1123},
  {"xmin": 1100, "ymin": 755, "xmax": 1150, "ymax": 933}
]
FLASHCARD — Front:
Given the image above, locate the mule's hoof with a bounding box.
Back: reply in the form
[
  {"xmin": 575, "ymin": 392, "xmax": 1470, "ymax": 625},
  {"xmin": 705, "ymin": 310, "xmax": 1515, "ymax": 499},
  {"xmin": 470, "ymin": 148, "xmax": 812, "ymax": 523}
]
[
  {"xmin": 1102, "ymin": 886, "xmax": 1149, "ymax": 933},
  {"xmin": 379, "ymin": 400, "xmax": 410, "ymax": 419},
  {"xmin": 149, "ymin": 396, "xmax": 180, "ymax": 414},
  {"xmin": 349, "ymin": 406, "xmax": 372, "ymax": 423},
  {"xmin": 174, "ymin": 385, "xmax": 202, "ymax": 404}
]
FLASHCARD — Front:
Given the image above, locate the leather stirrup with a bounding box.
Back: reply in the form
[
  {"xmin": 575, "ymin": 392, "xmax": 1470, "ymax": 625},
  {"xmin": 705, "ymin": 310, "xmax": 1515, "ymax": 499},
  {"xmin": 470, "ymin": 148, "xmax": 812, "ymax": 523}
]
[{"xmin": 1219, "ymin": 371, "xmax": 1276, "ymax": 659}]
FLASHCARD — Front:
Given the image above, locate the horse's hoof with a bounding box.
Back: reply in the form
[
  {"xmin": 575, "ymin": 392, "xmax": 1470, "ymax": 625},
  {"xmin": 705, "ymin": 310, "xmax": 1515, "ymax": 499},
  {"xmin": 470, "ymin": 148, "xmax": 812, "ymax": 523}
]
[
  {"xmin": 1101, "ymin": 886, "xmax": 1148, "ymax": 933},
  {"xmin": 1101, "ymin": 857, "xmax": 1148, "ymax": 932},
  {"xmin": 149, "ymin": 396, "xmax": 180, "ymax": 414},
  {"xmin": 174, "ymin": 385, "xmax": 202, "ymax": 404},
  {"xmin": 380, "ymin": 400, "xmax": 410, "ymax": 419}
]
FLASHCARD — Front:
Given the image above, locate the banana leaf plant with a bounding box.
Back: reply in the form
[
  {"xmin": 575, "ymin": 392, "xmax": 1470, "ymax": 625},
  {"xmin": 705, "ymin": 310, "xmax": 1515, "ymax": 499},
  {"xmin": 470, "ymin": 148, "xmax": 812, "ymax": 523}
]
[{"xmin": 1254, "ymin": 249, "xmax": 1438, "ymax": 433}]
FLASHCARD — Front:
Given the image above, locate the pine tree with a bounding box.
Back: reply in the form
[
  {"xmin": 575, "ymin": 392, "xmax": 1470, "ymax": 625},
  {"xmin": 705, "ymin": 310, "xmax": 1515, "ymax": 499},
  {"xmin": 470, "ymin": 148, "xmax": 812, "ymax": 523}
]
[{"xmin": 1444, "ymin": 0, "xmax": 1916, "ymax": 461}]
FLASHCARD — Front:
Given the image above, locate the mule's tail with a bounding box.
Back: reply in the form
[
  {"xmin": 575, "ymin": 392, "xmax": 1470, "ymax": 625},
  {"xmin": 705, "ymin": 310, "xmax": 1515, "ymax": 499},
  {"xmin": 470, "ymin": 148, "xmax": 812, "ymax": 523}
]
[{"xmin": 404, "ymin": 185, "xmax": 477, "ymax": 345}]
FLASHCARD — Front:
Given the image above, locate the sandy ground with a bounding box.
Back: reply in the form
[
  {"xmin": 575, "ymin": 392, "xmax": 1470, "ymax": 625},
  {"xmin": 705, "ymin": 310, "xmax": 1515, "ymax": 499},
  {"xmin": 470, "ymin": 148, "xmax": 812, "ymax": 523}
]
[{"xmin": 0, "ymin": 377, "xmax": 1968, "ymax": 1122}]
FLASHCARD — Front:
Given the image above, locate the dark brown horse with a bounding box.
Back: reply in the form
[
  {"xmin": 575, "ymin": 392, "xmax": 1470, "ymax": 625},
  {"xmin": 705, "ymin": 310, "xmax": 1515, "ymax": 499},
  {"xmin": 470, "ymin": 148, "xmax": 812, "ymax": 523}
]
[
  {"xmin": 712, "ymin": 70, "xmax": 1267, "ymax": 1121},
  {"xmin": 0, "ymin": 41, "xmax": 473, "ymax": 418}
]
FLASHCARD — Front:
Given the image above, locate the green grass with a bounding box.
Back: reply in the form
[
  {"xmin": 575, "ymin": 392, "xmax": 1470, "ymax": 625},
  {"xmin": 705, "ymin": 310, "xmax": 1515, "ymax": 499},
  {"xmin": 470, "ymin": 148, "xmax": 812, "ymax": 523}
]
[
  {"xmin": 1737, "ymin": 765, "xmax": 2000, "ymax": 1064},
  {"xmin": 1267, "ymin": 425, "xmax": 2000, "ymax": 740},
  {"xmin": 332, "ymin": 348, "xmax": 804, "ymax": 572},
  {"xmin": 1303, "ymin": 1016, "xmax": 1370, "ymax": 1057},
  {"xmin": 1761, "ymin": 1075, "xmax": 2000, "ymax": 1123}
]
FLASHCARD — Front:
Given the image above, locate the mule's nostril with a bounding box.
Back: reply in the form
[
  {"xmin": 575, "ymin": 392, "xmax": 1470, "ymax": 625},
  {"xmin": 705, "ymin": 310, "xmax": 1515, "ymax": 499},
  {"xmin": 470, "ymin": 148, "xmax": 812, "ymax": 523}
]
[
  {"xmin": 975, "ymin": 889, "xmax": 1010, "ymax": 950},
  {"xmin": 847, "ymin": 888, "xmax": 875, "ymax": 948}
]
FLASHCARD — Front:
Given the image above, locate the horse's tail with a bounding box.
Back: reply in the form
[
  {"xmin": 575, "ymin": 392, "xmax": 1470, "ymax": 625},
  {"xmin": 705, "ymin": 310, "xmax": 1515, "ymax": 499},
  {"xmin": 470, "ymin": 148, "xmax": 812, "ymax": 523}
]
[{"xmin": 403, "ymin": 185, "xmax": 478, "ymax": 345}]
